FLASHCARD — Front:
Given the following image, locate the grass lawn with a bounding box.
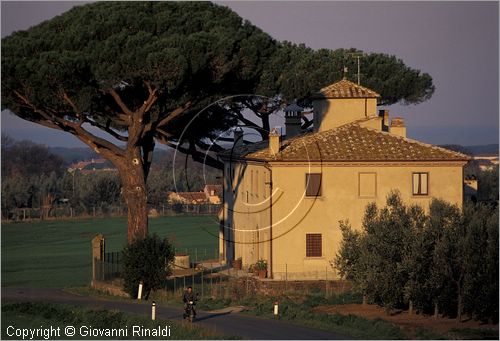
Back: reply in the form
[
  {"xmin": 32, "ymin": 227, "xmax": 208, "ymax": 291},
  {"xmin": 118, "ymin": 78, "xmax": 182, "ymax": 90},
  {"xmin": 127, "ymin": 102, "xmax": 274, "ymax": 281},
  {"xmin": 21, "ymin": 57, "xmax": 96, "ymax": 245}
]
[
  {"xmin": 1, "ymin": 216, "xmax": 219, "ymax": 288},
  {"xmin": 2, "ymin": 302, "xmax": 229, "ymax": 339}
]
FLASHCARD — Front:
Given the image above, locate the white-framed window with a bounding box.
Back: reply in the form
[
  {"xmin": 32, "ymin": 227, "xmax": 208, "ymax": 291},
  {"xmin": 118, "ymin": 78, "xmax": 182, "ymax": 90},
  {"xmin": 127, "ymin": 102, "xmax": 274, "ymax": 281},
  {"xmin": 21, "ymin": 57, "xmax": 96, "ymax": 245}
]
[{"xmin": 412, "ymin": 172, "xmax": 429, "ymax": 196}]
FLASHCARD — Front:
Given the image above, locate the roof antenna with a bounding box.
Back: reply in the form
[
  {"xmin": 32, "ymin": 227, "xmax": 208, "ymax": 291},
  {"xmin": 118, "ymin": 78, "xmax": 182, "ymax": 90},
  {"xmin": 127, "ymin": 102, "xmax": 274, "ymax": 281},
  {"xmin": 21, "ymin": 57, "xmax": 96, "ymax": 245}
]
[{"xmin": 347, "ymin": 52, "xmax": 363, "ymax": 85}]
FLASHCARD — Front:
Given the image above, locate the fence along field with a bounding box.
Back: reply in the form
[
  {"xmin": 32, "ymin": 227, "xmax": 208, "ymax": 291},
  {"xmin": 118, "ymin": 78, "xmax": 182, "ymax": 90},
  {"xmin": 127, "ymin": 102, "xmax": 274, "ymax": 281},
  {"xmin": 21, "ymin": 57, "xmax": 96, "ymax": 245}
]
[{"xmin": 1, "ymin": 216, "xmax": 219, "ymax": 288}]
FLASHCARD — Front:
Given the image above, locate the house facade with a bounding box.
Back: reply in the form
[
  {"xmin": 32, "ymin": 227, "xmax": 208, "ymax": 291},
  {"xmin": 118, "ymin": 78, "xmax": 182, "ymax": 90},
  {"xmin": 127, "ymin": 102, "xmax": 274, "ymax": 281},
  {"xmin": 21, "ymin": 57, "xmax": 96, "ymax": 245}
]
[{"xmin": 218, "ymin": 79, "xmax": 470, "ymax": 280}]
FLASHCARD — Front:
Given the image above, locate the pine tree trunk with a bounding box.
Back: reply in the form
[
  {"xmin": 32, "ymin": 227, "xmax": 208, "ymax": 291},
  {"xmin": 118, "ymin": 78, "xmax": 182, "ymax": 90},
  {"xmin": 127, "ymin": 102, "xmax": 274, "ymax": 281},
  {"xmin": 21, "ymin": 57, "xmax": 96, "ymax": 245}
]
[
  {"xmin": 119, "ymin": 149, "xmax": 149, "ymax": 243},
  {"xmin": 362, "ymin": 294, "xmax": 368, "ymax": 305},
  {"xmin": 433, "ymin": 302, "xmax": 439, "ymax": 319},
  {"xmin": 409, "ymin": 300, "xmax": 413, "ymax": 315}
]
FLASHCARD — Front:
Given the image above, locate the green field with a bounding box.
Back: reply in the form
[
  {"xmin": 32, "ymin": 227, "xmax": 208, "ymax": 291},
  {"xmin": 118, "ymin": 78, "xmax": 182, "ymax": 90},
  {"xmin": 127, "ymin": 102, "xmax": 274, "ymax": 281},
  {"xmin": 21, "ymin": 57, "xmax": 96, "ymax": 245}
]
[{"xmin": 1, "ymin": 216, "xmax": 219, "ymax": 288}]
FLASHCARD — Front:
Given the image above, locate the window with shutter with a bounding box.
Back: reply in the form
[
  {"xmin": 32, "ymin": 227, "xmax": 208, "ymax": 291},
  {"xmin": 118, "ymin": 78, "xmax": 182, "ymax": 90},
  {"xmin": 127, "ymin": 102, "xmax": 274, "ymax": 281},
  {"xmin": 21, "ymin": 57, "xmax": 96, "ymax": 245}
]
[
  {"xmin": 412, "ymin": 172, "xmax": 429, "ymax": 195},
  {"xmin": 306, "ymin": 173, "xmax": 322, "ymax": 197},
  {"xmin": 306, "ymin": 233, "xmax": 322, "ymax": 257}
]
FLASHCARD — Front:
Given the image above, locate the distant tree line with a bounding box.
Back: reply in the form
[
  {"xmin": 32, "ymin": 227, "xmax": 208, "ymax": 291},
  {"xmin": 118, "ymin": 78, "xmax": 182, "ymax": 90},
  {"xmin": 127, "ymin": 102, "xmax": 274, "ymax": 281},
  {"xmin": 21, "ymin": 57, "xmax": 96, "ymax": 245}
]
[
  {"xmin": 335, "ymin": 192, "xmax": 498, "ymax": 323},
  {"xmin": 1, "ymin": 135, "xmax": 220, "ymax": 219}
]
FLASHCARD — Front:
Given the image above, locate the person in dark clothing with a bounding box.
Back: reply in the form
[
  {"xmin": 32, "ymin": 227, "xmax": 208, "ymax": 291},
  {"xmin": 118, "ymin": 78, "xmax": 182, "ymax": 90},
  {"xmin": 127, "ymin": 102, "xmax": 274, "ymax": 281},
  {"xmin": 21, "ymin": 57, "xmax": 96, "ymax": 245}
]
[{"xmin": 183, "ymin": 286, "xmax": 197, "ymax": 318}]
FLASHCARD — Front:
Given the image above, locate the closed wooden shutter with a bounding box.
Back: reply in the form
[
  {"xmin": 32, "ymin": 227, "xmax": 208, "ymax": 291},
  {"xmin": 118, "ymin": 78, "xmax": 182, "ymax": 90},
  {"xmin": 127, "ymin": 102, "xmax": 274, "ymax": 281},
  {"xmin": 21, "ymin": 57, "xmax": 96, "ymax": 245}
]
[
  {"xmin": 306, "ymin": 233, "xmax": 322, "ymax": 257},
  {"xmin": 306, "ymin": 173, "xmax": 322, "ymax": 196}
]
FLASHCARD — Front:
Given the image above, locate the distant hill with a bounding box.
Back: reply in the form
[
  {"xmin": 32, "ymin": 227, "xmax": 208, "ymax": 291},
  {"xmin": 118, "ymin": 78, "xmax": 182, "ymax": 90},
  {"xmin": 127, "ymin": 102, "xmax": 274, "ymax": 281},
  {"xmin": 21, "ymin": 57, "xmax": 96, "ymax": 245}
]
[
  {"xmin": 440, "ymin": 144, "xmax": 498, "ymax": 156},
  {"xmin": 464, "ymin": 144, "xmax": 498, "ymax": 156},
  {"xmin": 42, "ymin": 141, "xmax": 500, "ymax": 164},
  {"xmin": 48, "ymin": 147, "xmax": 98, "ymax": 164},
  {"xmin": 49, "ymin": 146, "xmax": 172, "ymax": 165}
]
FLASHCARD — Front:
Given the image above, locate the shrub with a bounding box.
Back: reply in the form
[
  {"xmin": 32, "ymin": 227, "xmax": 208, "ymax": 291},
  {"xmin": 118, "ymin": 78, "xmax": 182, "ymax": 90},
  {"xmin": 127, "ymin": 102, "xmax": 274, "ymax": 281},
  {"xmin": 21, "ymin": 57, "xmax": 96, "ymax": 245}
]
[{"xmin": 121, "ymin": 234, "xmax": 175, "ymax": 299}]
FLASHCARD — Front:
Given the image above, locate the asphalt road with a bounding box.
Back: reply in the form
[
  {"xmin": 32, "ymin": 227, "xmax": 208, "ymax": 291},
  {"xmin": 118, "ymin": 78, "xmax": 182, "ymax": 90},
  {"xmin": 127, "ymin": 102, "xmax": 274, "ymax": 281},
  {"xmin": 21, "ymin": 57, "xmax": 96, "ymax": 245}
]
[{"xmin": 2, "ymin": 287, "xmax": 350, "ymax": 340}]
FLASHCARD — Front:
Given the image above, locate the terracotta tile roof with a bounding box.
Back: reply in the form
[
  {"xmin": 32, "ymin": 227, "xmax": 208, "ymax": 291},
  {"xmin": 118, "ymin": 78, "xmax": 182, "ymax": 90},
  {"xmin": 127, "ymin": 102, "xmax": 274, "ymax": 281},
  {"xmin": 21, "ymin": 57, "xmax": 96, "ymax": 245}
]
[
  {"xmin": 312, "ymin": 79, "xmax": 380, "ymax": 99},
  {"xmin": 219, "ymin": 122, "xmax": 470, "ymax": 163},
  {"xmin": 174, "ymin": 192, "xmax": 207, "ymax": 202}
]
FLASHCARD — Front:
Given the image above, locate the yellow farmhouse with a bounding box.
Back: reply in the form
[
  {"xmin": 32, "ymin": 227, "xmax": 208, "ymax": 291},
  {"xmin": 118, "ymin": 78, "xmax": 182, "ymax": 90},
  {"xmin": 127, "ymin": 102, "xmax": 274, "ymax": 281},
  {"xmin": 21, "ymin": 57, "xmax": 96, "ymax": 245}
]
[{"xmin": 218, "ymin": 78, "xmax": 470, "ymax": 280}]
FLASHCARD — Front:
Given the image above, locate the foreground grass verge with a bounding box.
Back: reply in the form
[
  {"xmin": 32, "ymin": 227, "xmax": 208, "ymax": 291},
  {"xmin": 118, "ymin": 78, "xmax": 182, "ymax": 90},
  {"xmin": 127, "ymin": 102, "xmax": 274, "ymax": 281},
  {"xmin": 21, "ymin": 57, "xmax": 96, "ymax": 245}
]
[
  {"xmin": 64, "ymin": 287, "xmax": 499, "ymax": 340},
  {"xmin": 200, "ymin": 292, "xmax": 405, "ymax": 339},
  {"xmin": 1, "ymin": 302, "xmax": 229, "ymax": 340},
  {"xmin": 199, "ymin": 293, "xmax": 498, "ymax": 340},
  {"xmin": 448, "ymin": 328, "xmax": 499, "ymax": 340}
]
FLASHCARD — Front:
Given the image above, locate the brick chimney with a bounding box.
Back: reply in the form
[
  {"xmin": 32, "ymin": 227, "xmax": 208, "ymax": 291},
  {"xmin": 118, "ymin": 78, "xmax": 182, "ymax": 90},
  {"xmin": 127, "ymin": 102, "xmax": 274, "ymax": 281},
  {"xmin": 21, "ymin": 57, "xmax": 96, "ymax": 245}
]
[
  {"xmin": 378, "ymin": 109, "xmax": 390, "ymax": 132},
  {"xmin": 269, "ymin": 128, "xmax": 281, "ymax": 156},
  {"xmin": 389, "ymin": 117, "xmax": 406, "ymax": 138},
  {"xmin": 284, "ymin": 102, "xmax": 303, "ymax": 138}
]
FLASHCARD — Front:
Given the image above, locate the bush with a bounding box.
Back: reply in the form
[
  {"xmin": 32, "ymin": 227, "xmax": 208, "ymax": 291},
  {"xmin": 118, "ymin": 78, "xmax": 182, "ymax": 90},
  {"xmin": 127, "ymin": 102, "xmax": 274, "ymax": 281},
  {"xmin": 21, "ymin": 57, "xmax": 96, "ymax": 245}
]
[{"xmin": 121, "ymin": 234, "xmax": 175, "ymax": 299}]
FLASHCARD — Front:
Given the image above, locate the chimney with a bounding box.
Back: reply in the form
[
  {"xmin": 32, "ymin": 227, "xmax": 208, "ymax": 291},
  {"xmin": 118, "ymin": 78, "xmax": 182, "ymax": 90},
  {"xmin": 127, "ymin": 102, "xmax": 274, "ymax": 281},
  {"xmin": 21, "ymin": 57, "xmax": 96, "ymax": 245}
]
[
  {"xmin": 233, "ymin": 127, "xmax": 244, "ymax": 148},
  {"xmin": 269, "ymin": 128, "xmax": 281, "ymax": 156},
  {"xmin": 389, "ymin": 117, "xmax": 406, "ymax": 138},
  {"xmin": 284, "ymin": 102, "xmax": 303, "ymax": 138},
  {"xmin": 378, "ymin": 109, "xmax": 389, "ymax": 132}
]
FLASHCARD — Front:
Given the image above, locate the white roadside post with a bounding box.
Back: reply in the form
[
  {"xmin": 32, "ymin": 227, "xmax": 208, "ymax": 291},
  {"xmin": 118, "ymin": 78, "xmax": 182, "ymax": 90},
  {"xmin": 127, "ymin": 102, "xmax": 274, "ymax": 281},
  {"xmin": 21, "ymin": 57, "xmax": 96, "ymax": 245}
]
[
  {"xmin": 274, "ymin": 300, "xmax": 279, "ymax": 317},
  {"xmin": 152, "ymin": 301, "xmax": 156, "ymax": 321},
  {"xmin": 137, "ymin": 280, "xmax": 143, "ymax": 300}
]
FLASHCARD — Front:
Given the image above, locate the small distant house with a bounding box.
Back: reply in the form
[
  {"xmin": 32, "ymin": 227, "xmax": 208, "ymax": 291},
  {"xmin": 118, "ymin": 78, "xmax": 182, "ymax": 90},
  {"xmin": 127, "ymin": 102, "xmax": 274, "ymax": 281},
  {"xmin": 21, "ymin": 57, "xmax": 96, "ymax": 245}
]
[
  {"xmin": 204, "ymin": 184, "xmax": 223, "ymax": 204},
  {"xmin": 167, "ymin": 192, "xmax": 208, "ymax": 205},
  {"xmin": 167, "ymin": 184, "xmax": 223, "ymax": 205}
]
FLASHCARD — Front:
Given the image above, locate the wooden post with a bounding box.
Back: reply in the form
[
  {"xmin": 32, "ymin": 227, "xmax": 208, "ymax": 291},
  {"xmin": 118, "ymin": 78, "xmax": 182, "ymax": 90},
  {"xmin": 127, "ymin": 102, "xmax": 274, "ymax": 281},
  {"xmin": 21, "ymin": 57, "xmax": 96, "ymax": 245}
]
[{"xmin": 91, "ymin": 234, "xmax": 105, "ymax": 285}]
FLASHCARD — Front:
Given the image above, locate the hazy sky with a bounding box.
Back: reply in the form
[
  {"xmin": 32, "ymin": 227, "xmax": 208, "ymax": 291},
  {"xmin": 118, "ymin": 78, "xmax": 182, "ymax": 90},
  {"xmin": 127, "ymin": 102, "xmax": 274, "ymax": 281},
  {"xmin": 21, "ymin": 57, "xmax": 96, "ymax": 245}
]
[{"xmin": 1, "ymin": 1, "xmax": 499, "ymax": 147}]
